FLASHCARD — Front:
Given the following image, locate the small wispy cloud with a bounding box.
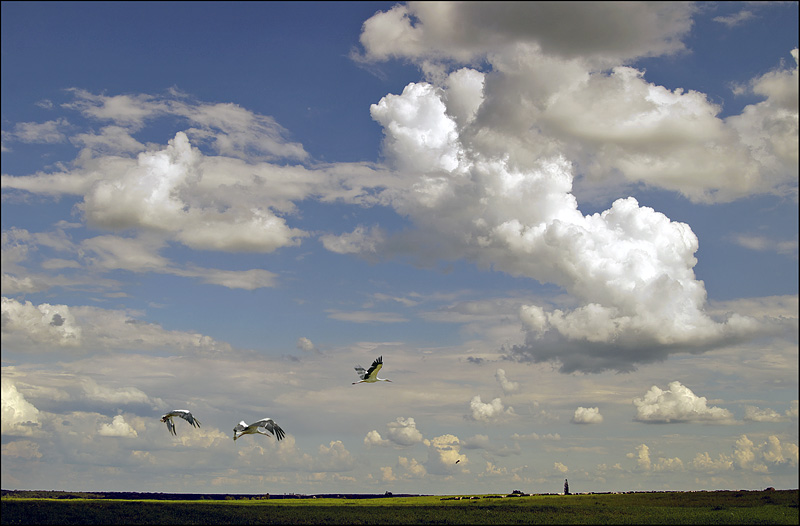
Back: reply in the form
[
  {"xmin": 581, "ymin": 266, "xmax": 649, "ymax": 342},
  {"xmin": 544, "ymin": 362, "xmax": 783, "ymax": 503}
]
[
  {"xmin": 712, "ymin": 10, "xmax": 755, "ymax": 28},
  {"xmin": 4, "ymin": 118, "xmax": 70, "ymax": 144},
  {"xmin": 731, "ymin": 234, "xmax": 798, "ymax": 256},
  {"xmin": 326, "ymin": 309, "xmax": 408, "ymax": 323}
]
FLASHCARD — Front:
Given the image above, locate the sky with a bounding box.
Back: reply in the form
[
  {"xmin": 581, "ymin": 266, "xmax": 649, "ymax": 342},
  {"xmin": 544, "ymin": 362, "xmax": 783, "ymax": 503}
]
[{"xmin": 1, "ymin": 1, "xmax": 798, "ymax": 496}]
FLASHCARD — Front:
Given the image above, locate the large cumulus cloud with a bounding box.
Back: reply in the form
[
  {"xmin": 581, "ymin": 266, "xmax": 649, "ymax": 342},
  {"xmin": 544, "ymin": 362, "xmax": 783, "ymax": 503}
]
[
  {"xmin": 633, "ymin": 381, "xmax": 735, "ymax": 424},
  {"xmin": 1, "ymin": 381, "xmax": 41, "ymax": 436},
  {"xmin": 356, "ymin": 1, "xmax": 696, "ymax": 65},
  {"xmin": 343, "ymin": 68, "xmax": 792, "ymax": 372},
  {"xmin": 355, "ymin": 2, "xmax": 798, "ymax": 203},
  {"xmin": 339, "ymin": 3, "xmax": 799, "ymax": 373},
  {"xmin": 79, "ymin": 132, "xmax": 309, "ymax": 253}
]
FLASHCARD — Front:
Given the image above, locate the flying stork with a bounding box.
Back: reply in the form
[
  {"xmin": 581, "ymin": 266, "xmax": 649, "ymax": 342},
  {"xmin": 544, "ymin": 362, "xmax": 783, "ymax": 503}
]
[
  {"xmin": 160, "ymin": 410, "xmax": 201, "ymax": 436},
  {"xmin": 352, "ymin": 355, "xmax": 392, "ymax": 385},
  {"xmin": 233, "ymin": 418, "xmax": 286, "ymax": 441}
]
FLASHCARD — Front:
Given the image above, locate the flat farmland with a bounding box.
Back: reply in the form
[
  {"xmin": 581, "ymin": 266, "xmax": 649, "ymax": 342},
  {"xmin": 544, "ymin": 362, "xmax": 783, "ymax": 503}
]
[{"xmin": 2, "ymin": 489, "xmax": 797, "ymax": 525}]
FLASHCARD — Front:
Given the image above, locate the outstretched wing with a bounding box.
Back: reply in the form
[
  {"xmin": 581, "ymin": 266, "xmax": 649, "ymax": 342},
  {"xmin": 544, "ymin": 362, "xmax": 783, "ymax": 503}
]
[
  {"xmin": 175, "ymin": 410, "xmax": 201, "ymax": 428},
  {"xmin": 354, "ymin": 365, "xmax": 367, "ymax": 380},
  {"xmin": 254, "ymin": 418, "xmax": 286, "ymax": 441},
  {"xmin": 164, "ymin": 417, "xmax": 176, "ymax": 436},
  {"xmin": 364, "ymin": 355, "xmax": 383, "ymax": 381}
]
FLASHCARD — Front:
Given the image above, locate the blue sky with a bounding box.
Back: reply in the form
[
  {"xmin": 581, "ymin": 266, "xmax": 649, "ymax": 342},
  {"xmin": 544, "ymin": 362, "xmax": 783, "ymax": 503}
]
[{"xmin": 1, "ymin": 1, "xmax": 797, "ymax": 495}]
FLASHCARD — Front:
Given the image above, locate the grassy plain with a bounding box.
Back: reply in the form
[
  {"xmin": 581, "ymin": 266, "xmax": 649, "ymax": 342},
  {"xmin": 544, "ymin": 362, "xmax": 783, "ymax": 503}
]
[{"xmin": 2, "ymin": 489, "xmax": 798, "ymax": 525}]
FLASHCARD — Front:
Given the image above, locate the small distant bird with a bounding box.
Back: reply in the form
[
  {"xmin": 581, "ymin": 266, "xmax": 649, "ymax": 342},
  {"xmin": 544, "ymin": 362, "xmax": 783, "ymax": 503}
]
[
  {"xmin": 161, "ymin": 410, "xmax": 201, "ymax": 436},
  {"xmin": 455, "ymin": 459, "xmax": 461, "ymax": 464},
  {"xmin": 352, "ymin": 355, "xmax": 392, "ymax": 385},
  {"xmin": 233, "ymin": 418, "xmax": 286, "ymax": 441}
]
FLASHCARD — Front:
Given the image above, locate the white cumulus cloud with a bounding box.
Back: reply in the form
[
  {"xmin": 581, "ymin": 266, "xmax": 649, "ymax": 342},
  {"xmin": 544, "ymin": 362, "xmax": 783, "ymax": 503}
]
[
  {"xmin": 628, "ymin": 443, "xmax": 684, "ymax": 472},
  {"xmin": 572, "ymin": 406, "xmax": 603, "ymax": 424},
  {"xmin": 98, "ymin": 415, "xmax": 138, "ymax": 437},
  {"xmin": 633, "ymin": 381, "xmax": 735, "ymax": 424},
  {"xmin": 296, "ymin": 337, "xmax": 316, "ymax": 353},
  {"xmin": 1, "ymin": 297, "xmax": 82, "ymax": 348},
  {"xmin": 381, "ymin": 417, "xmax": 424, "ymax": 447},
  {"xmin": 468, "ymin": 395, "xmax": 515, "ymax": 422},
  {"xmin": 1, "ymin": 381, "xmax": 41, "ymax": 436},
  {"xmin": 423, "ymin": 433, "xmax": 465, "ymax": 473},
  {"xmin": 743, "ymin": 405, "xmax": 789, "ymax": 423},
  {"xmin": 692, "ymin": 435, "xmax": 799, "ymax": 474},
  {"xmin": 495, "ymin": 368, "xmax": 519, "ymax": 395}
]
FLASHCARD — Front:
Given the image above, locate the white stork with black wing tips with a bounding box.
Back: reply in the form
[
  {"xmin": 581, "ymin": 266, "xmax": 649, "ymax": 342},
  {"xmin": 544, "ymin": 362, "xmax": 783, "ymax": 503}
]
[
  {"xmin": 352, "ymin": 355, "xmax": 392, "ymax": 385},
  {"xmin": 233, "ymin": 418, "xmax": 286, "ymax": 441},
  {"xmin": 161, "ymin": 410, "xmax": 201, "ymax": 436}
]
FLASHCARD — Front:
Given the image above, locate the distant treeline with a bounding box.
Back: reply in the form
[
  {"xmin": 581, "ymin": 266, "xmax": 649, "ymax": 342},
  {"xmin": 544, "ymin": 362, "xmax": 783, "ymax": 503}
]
[
  {"xmin": 3, "ymin": 489, "xmax": 798, "ymax": 525},
  {"xmin": 0, "ymin": 490, "xmax": 424, "ymax": 500}
]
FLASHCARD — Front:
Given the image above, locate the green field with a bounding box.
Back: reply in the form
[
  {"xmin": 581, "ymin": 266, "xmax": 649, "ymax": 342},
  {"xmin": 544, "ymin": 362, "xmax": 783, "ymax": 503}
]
[{"xmin": 2, "ymin": 490, "xmax": 797, "ymax": 525}]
